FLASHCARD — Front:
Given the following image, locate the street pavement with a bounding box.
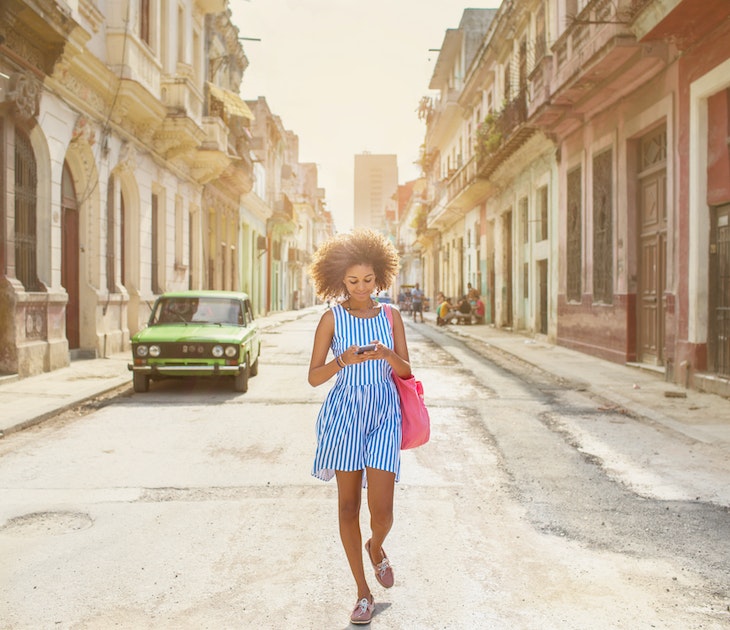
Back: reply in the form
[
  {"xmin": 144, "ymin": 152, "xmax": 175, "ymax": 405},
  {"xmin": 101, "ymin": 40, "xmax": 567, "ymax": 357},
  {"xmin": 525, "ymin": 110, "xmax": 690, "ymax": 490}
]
[
  {"xmin": 2, "ymin": 306, "xmax": 729, "ymax": 450},
  {"xmin": 0, "ymin": 308, "xmax": 318, "ymax": 438}
]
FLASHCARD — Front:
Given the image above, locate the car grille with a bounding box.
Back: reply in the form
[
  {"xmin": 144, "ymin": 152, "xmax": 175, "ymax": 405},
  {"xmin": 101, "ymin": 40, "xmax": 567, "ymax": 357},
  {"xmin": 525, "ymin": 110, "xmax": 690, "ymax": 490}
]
[{"xmin": 156, "ymin": 343, "xmax": 218, "ymax": 358}]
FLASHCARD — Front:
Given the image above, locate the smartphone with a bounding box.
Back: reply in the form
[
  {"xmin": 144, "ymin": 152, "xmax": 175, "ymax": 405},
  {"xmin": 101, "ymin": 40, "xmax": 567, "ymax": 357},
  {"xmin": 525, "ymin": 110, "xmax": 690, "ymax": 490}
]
[{"xmin": 355, "ymin": 344, "xmax": 377, "ymax": 354}]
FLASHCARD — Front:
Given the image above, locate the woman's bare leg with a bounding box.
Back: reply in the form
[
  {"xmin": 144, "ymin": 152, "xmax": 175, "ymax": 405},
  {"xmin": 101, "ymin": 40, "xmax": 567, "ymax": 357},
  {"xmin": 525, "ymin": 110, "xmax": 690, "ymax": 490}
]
[
  {"xmin": 365, "ymin": 467, "xmax": 395, "ymax": 563},
  {"xmin": 335, "ymin": 470, "xmax": 371, "ymax": 600}
]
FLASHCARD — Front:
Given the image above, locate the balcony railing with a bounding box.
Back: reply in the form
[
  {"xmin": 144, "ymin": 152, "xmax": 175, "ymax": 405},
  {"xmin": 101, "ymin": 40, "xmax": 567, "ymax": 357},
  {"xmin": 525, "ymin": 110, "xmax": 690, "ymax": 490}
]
[
  {"xmin": 476, "ymin": 90, "xmax": 532, "ymax": 178},
  {"xmin": 551, "ymin": 0, "xmax": 636, "ymax": 95},
  {"xmin": 161, "ymin": 67, "xmax": 203, "ymax": 123},
  {"xmin": 446, "ymin": 155, "xmax": 479, "ymax": 205}
]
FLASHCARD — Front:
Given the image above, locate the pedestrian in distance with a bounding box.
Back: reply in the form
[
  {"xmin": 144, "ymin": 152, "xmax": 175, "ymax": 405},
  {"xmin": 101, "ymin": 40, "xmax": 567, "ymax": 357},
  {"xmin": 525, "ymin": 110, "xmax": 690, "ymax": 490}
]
[
  {"xmin": 436, "ymin": 295, "xmax": 456, "ymax": 326},
  {"xmin": 410, "ymin": 282, "xmax": 424, "ymax": 322},
  {"xmin": 307, "ymin": 229, "xmax": 413, "ymax": 625}
]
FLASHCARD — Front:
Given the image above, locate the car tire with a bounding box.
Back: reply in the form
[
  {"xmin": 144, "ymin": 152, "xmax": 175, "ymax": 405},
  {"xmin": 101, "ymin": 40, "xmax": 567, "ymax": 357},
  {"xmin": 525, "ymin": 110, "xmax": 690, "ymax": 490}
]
[
  {"xmin": 234, "ymin": 359, "xmax": 249, "ymax": 393},
  {"xmin": 133, "ymin": 373, "xmax": 150, "ymax": 393},
  {"xmin": 250, "ymin": 355, "xmax": 259, "ymax": 377}
]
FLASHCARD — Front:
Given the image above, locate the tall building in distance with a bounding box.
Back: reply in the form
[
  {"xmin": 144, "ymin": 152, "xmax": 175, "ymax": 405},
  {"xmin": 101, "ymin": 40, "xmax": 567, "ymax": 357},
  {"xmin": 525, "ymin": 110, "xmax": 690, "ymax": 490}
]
[{"xmin": 354, "ymin": 153, "xmax": 398, "ymax": 231}]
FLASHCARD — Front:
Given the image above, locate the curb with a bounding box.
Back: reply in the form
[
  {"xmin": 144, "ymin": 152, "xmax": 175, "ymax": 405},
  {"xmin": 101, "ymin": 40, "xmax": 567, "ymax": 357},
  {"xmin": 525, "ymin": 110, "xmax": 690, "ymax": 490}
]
[{"xmin": 0, "ymin": 307, "xmax": 322, "ymax": 439}]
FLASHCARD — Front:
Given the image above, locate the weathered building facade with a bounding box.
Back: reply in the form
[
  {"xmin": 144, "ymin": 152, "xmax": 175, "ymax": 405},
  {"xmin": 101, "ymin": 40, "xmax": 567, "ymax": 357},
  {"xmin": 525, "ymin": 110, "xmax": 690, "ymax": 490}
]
[
  {"xmin": 414, "ymin": 0, "xmax": 730, "ymax": 395},
  {"xmin": 1, "ymin": 1, "xmax": 329, "ymax": 379}
]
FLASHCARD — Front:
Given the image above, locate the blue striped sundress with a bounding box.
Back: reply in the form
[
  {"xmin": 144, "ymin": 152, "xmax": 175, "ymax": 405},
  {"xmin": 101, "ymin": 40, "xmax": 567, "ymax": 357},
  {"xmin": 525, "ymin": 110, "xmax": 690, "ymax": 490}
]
[{"xmin": 312, "ymin": 304, "xmax": 401, "ymax": 484}]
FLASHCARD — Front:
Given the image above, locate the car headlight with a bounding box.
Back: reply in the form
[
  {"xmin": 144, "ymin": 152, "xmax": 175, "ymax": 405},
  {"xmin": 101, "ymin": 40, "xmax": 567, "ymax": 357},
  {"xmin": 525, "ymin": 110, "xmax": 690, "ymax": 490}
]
[
  {"xmin": 212, "ymin": 345, "xmax": 224, "ymax": 358},
  {"xmin": 149, "ymin": 345, "xmax": 161, "ymax": 357},
  {"xmin": 136, "ymin": 345, "xmax": 148, "ymax": 357},
  {"xmin": 224, "ymin": 345, "xmax": 237, "ymax": 358}
]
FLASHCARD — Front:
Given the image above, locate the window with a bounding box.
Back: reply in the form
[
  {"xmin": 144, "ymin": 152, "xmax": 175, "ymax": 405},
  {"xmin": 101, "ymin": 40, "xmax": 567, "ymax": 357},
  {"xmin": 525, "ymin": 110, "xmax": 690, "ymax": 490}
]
[
  {"xmin": 192, "ymin": 28, "xmax": 201, "ymax": 83},
  {"xmin": 592, "ymin": 149, "xmax": 613, "ymax": 303},
  {"xmin": 537, "ymin": 185, "xmax": 549, "ymax": 241},
  {"xmin": 151, "ymin": 192, "xmax": 161, "ymax": 294},
  {"xmin": 523, "ymin": 262, "xmax": 529, "ymax": 299},
  {"xmin": 535, "ymin": 3, "xmax": 547, "ymax": 62},
  {"xmin": 106, "ymin": 178, "xmax": 116, "ymax": 292},
  {"xmin": 175, "ymin": 195, "xmax": 184, "ymax": 269},
  {"xmin": 566, "ymin": 166, "xmax": 582, "ymax": 302},
  {"xmin": 520, "ymin": 196, "xmax": 529, "ymax": 243},
  {"xmin": 140, "ymin": 0, "xmax": 151, "ymax": 45},
  {"xmin": 504, "ymin": 61, "xmax": 512, "ymax": 101},
  {"xmin": 120, "ymin": 189, "xmax": 127, "ymax": 286},
  {"xmin": 177, "ymin": 5, "xmax": 185, "ymax": 64},
  {"xmin": 15, "ymin": 128, "xmax": 40, "ymax": 291}
]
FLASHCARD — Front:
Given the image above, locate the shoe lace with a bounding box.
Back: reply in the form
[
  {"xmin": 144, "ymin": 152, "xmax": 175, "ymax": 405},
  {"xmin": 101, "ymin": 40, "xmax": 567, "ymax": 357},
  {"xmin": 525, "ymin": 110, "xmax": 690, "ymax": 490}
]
[
  {"xmin": 375, "ymin": 558, "xmax": 391, "ymax": 578},
  {"xmin": 356, "ymin": 598, "xmax": 371, "ymax": 614}
]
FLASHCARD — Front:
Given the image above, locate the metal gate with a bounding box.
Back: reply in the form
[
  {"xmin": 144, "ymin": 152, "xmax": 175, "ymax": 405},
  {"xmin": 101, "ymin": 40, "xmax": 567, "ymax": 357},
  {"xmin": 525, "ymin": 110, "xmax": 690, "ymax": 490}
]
[{"xmin": 710, "ymin": 203, "xmax": 730, "ymax": 377}]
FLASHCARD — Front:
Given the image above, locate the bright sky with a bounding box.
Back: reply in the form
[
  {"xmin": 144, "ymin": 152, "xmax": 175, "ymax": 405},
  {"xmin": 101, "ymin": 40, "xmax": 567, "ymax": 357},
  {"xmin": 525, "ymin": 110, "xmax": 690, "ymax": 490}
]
[{"xmin": 230, "ymin": 0, "xmax": 502, "ymax": 232}]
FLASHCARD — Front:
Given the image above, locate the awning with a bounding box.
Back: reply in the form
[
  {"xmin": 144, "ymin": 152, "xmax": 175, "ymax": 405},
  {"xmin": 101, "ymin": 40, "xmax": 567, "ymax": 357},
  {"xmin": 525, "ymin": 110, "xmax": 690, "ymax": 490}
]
[{"xmin": 207, "ymin": 83, "xmax": 255, "ymax": 120}]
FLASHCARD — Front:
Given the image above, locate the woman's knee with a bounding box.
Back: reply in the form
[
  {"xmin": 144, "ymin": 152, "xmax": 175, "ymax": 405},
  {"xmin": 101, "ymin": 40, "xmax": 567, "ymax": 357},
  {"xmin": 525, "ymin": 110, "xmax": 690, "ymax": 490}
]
[
  {"xmin": 370, "ymin": 507, "xmax": 393, "ymax": 532},
  {"xmin": 338, "ymin": 496, "xmax": 361, "ymax": 523}
]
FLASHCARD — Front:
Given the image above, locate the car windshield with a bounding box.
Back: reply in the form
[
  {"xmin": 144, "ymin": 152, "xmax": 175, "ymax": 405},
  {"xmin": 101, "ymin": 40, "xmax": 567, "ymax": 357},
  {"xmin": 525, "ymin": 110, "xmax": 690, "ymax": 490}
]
[{"xmin": 150, "ymin": 297, "xmax": 244, "ymax": 326}]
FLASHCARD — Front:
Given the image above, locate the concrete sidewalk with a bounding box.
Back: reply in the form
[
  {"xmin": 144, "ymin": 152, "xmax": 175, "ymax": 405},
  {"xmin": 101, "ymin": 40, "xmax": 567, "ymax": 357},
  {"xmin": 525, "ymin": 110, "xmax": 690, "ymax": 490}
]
[
  {"xmin": 415, "ymin": 309, "xmax": 730, "ymax": 447},
  {"xmin": 0, "ymin": 307, "xmax": 321, "ymax": 438}
]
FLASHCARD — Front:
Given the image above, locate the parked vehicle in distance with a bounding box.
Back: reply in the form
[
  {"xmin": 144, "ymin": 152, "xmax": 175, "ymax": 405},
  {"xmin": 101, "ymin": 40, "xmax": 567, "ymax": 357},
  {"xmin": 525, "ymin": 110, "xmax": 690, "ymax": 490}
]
[{"xmin": 128, "ymin": 290, "xmax": 261, "ymax": 393}]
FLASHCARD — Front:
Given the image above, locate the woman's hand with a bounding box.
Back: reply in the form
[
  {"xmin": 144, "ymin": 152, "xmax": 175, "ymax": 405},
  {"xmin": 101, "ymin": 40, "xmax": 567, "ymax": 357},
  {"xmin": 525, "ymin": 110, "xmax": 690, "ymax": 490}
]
[{"xmin": 344, "ymin": 341, "xmax": 391, "ymax": 364}]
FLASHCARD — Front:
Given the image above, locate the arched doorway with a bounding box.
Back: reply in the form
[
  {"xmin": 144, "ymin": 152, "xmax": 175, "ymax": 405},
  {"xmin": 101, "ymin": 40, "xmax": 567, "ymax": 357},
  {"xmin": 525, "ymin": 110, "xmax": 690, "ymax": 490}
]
[{"xmin": 61, "ymin": 161, "xmax": 80, "ymax": 350}]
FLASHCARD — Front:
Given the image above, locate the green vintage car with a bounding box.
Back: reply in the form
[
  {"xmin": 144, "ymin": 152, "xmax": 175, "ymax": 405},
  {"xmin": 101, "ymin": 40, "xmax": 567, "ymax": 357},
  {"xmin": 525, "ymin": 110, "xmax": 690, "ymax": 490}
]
[{"xmin": 128, "ymin": 290, "xmax": 261, "ymax": 393}]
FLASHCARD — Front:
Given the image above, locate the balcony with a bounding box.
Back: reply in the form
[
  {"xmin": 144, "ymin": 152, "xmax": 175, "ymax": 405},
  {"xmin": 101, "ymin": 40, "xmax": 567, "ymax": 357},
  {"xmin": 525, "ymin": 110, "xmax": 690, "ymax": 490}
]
[
  {"xmin": 632, "ymin": 0, "xmax": 730, "ymax": 45},
  {"xmin": 161, "ymin": 65, "xmax": 204, "ymax": 123},
  {"xmin": 218, "ymin": 156, "xmax": 254, "ymax": 196},
  {"xmin": 476, "ymin": 90, "xmax": 535, "ymax": 179},
  {"xmin": 195, "ymin": 0, "xmax": 226, "ymax": 13},
  {"xmin": 287, "ymin": 247, "xmax": 310, "ymax": 265},
  {"xmin": 201, "ymin": 116, "xmax": 229, "ymax": 153},
  {"xmin": 528, "ymin": 0, "xmax": 668, "ymax": 137},
  {"xmin": 425, "ymin": 88, "xmax": 462, "ymax": 149}
]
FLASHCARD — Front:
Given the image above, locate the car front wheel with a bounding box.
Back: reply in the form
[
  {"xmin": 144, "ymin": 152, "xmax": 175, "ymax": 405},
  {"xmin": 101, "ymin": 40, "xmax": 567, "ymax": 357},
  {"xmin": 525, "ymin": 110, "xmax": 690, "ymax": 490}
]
[{"xmin": 234, "ymin": 359, "xmax": 249, "ymax": 393}]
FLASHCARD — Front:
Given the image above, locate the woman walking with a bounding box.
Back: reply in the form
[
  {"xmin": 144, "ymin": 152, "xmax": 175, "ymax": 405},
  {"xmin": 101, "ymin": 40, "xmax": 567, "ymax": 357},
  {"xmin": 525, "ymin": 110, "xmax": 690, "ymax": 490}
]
[{"xmin": 307, "ymin": 229, "xmax": 412, "ymax": 625}]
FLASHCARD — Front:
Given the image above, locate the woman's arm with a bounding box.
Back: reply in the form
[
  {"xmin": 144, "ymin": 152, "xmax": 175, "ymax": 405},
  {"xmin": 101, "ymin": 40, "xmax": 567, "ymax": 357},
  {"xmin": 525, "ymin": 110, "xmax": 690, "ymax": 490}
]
[
  {"xmin": 308, "ymin": 310, "xmax": 341, "ymax": 387},
  {"xmin": 387, "ymin": 307, "xmax": 412, "ymax": 378}
]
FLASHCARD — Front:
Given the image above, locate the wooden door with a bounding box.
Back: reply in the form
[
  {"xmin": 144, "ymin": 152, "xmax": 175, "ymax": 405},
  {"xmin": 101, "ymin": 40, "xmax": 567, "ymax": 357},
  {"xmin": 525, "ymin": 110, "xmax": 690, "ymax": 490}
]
[
  {"xmin": 637, "ymin": 128, "xmax": 667, "ymax": 365},
  {"xmin": 61, "ymin": 162, "xmax": 80, "ymax": 349}
]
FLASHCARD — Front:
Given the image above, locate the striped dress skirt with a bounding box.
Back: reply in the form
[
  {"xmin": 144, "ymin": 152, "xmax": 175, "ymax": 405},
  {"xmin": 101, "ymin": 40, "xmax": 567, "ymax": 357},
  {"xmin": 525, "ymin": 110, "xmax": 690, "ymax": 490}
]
[{"xmin": 312, "ymin": 305, "xmax": 401, "ymax": 484}]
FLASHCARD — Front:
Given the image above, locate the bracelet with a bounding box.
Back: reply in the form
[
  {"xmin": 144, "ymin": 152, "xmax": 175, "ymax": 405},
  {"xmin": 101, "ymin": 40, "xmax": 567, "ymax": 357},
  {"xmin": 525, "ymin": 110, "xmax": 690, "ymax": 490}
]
[{"xmin": 335, "ymin": 355, "xmax": 346, "ymax": 369}]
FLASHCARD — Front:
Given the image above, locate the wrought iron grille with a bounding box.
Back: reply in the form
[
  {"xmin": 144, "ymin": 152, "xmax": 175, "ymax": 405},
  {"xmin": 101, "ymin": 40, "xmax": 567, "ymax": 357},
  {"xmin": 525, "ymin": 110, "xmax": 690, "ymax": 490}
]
[
  {"xmin": 593, "ymin": 149, "xmax": 613, "ymax": 304},
  {"xmin": 567, "ymin": 167, "xmax": 582, "ymax": 302},
  {"xmin": 715, "ymin": 209, "xmax": 730, "ymax": 377},
  {"xmin": 14, "ymin": 128, "xmax": 40, "ymax": 291}
]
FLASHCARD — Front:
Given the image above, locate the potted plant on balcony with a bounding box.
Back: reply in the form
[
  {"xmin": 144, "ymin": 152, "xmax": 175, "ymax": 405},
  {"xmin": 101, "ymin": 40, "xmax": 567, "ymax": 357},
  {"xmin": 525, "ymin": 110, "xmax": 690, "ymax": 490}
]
[{"xmin": 476, "ymin": 112, "xmax": 502, "ymax": 162}]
